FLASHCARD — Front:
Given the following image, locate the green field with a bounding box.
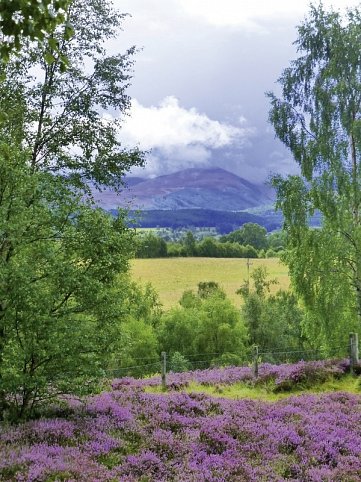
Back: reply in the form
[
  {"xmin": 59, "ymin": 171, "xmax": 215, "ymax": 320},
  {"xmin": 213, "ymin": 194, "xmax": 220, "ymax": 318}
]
[{"xmin": 130, "ymin": 257, "xmax": 290, "ymax": 309}]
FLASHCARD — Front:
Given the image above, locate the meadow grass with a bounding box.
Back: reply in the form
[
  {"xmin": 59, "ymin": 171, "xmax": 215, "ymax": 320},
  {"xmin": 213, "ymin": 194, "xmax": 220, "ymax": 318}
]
[
  {"xmin": 130, "ymin": 257, "xmax": 290, "ymax": 309},
  {"xmin": 146, "ymin": 375, "xmax": 360, "ymax": 402}
]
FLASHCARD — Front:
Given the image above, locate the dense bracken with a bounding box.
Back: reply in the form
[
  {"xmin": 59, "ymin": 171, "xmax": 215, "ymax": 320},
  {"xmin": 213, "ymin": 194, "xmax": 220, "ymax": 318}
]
[{"xmin": 1, "ymin": 360, "xmax": 360, "ymax": 481}]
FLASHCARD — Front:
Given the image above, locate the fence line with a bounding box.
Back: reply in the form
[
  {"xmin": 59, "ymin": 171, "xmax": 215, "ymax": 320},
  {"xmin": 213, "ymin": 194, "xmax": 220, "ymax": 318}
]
[
  {"xmin": 107, "ymin": 338, "xmax": 357, "ymax": 382},
  {"xmin": 110, "ymin": 362, "xmax": 160, "ymax": 371},
  {"xmin": 258, "ymin": 346, "xmax": 346, "ymax": 357}
]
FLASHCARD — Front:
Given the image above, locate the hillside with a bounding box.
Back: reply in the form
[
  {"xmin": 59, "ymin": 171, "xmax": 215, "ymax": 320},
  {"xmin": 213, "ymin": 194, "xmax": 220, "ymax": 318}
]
[{"xmin": 94, "ymin": 167, "xmax": 275, "ymax": 211}]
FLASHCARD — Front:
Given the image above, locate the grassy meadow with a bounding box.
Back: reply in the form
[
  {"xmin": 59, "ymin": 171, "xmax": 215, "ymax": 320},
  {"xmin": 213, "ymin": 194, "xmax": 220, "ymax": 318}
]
[
  {"xmin": 146, "ymin": 375, "xmax": 360, "ymax": 402},
  {"xmin": 130, "ymin": 257, "xmax": 290, "ymax": 309}
]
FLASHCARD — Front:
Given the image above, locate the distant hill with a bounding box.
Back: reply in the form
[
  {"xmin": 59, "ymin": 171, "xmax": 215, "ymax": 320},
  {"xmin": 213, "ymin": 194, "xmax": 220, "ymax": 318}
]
[
  {"xmin": 125, "ymin": 177, "xmax": 146, "ymax": 187},
  {"xmin": 118, "ymin": 209, "xmax": 282, "ymax": 233},
  {"xmin": 93, "ymin": 167, "xmax": 275, "ymax": 211}
]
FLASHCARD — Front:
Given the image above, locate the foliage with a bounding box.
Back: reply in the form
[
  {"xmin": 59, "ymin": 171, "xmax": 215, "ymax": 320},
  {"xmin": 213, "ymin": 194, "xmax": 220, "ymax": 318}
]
[
  {"xmin": 169, "ymin": 352, "xmax": 190, "ymax": 373},
  {"xmin": 114, "ymin": 319, "xmax": 159, "ymax": 378},
  {"xmin": 0, "ymin": 151, "xmax": 136, "ymax": 419},
  {"xmin": 251, "ymin": 266, "xmax": 278, "ymax": 297},
  {"xmin": 136, "ymin": 233, "xmax": 168, "ymax": 258},
  {"xmin": 197, "ymin": 281, "xmax": 224, "ymax": 299},
  {"xmin": 166, "ymin": 242, "xmax": 186, "ymax": 257},
  {"xmin": 0, "ymin": 0, "xmax": 143, "ymax": 190},
  {"xmin": 221, "ymin": 222, "xmax": 268, "ymax": 250},
  {"xmin": 196, "ymin": 292, "xmax": 248, "ymax": 359},
  {"xmin": 179, "ymin": 290, "xmax": 200, "ymax": 309},
  {"xmin": 197, "ymin": 237, "xmax": 259, "ymax": 258},
  {"xmin": 196, "ymin": 237, "xmax": 220, "ymax": 257},
  {"xmin": 0, "ymin": 0, "xmax": 72, "ymax": 62},
  {"xmin": 265, "ymin": 248, "xmax": 278, "ymax": 258},
  {"xmin": 0, "ymin": 0, "xmax": 144, "ymax": 420},
  {"xmin": 159, "ymin": 288, "xmax": 248, "ymax": 364},
  {"xmin": 182, "ymin": 231, "xmax": 196, "ymax": 256},
  {"xmin": 135, "ymin": 233, "xmax": 260, "ymax": 258},
  {"xmin": 108, "ymin": 282, "xmax": 162, "ymax": 377},
  {"xmin": 133, "ymin": 224, "xmax": 286, "ymax": 259},
  {"xmin": 158, "ymin": 307, "xmax": 200, "ymax": 359},
  {"xmin": 120, "ymin": 282, "xmax": 163, "ymax": 329},
  {"xmin": 267, "ymin": 230, "xmax": 286, "ymax": 252},
  {"xmin": 239, "ymin": 267, "xmax": 307, "ymax": 358},
  {"xmin": 267, "ymin": 3, "xmax": 361, "ymax": 344}
]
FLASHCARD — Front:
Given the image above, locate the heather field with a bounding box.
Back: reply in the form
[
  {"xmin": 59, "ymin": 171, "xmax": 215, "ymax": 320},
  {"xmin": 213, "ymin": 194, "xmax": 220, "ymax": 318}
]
[
  {"xmin": 130, "ymin": 257, "xmax": 289, "ymax": 309},
  {"xmin": 1, "ymin": 360, "xmax": 361, "ymax": 481}
]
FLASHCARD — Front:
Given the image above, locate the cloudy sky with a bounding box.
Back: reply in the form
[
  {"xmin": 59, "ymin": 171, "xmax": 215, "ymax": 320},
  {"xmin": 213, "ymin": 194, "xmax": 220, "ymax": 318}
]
[{"xmin": 110, "ymin": 0, "xmax": 360, "ymax": 182}]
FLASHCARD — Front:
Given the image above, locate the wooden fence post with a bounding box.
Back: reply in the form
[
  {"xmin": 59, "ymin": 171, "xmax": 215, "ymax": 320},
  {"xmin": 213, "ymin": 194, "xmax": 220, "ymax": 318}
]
[
  {"xmin": 161, "ymin": 351, "xmax": 167, "ymax": 389},
  {"xmin": 253, "ymin": 345, "xmax": 259, "ymax": 378},
  {"xmin": 349, "ymin": 332, "xmax": 359, "ymax": 375}
]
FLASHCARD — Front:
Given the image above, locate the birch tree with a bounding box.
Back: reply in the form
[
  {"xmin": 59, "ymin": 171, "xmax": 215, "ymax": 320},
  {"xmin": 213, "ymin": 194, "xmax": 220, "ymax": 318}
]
[{"xmin": 268, "ymin": 3, "xmax": 361, "ymax": 345}]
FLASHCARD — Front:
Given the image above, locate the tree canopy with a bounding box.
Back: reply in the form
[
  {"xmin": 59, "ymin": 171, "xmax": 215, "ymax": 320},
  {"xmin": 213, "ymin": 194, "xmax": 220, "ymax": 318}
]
[
  {"xmin": 0, "ymin": 0, "xmax": 144, "ymax": 420},
  {"xmin": 221, "ymin": 223, "xmax": 268, "ymax": 250},
  {"xmin": 268, "ymin": 3, "xmax": 361, "ymax": 343},
  {"xmin": 0, "ymin": 149, "xmax": 136, "ymax": 418},
  {"xmin": 0, "ymin": 0, "xmax": 72, "ymax": 63},
  {"xmin": 159, "ymin": 287, "xmax": 248, "ymax": 364},
  {"xmin": 0, "ymin": 0, "xmax": 143, "ymax": 190}
]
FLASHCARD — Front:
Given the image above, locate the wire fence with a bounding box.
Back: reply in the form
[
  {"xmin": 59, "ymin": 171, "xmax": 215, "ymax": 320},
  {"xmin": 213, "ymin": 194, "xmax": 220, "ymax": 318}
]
[{"xmin": 106, "ymin": 334, "xmax": 358, "ymax": 380}]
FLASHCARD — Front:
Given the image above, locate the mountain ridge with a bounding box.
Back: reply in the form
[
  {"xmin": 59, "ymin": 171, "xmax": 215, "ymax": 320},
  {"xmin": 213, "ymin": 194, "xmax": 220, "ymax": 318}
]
[{"xmin": 94, "ymin": 167, "xmax": 275, "ymax": 211}]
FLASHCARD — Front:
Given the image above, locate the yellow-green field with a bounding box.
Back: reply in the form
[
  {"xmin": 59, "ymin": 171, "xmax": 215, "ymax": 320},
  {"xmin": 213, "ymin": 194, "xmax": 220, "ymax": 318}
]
[
  {"xmin": 130, "ymin": 257, "xmax": 290, "ymax": 310},
  {"xmin": 146, "ymin": 375, "xmax": 360, "ymax": 401}
]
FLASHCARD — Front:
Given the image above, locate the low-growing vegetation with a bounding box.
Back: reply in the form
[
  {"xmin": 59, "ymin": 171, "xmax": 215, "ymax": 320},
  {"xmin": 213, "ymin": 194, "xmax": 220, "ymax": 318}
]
[
  {"xmin": 114, "ymin": 359, "xmax": 359, "ymax": 393},
  {"xmin": 1, "ymin": 360, "xmax": 360, "ymax": 481}
]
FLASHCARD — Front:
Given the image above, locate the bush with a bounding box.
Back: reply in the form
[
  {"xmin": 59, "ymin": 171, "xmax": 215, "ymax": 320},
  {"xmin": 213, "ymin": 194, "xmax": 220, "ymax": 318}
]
[
  {"xmin": 169, "ymin": 352, "xmax": 190, "ymax": 373},
  {"xmin": 266, "ymin": 248, "xmax": 277, "ymax": 258}
]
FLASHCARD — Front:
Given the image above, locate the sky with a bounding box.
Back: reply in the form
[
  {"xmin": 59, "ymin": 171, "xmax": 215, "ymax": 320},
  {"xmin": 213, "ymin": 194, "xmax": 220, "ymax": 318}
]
[{"xmin": 109, "ymin": 0, "xmax": 360, "ymax": 183}]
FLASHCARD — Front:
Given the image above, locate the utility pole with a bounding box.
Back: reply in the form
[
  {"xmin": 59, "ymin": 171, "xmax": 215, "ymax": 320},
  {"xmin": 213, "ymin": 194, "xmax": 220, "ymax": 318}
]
[{"xmin": 246, "ymin": 258, "xmax": 253, "ymax": 293}]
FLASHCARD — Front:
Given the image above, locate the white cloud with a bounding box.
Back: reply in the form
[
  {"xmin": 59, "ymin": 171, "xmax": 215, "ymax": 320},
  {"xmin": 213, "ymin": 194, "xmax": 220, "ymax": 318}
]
[
  {"xmin": 121, "ymin": 96, "xmax": 247, "ymax": 149},
  {"xmin": 115, "ymin": 0, "xmax": 361, "ymax": 35},
  {"xmin": 117, "ymin": 96, "xmax": 254, "ymax": 176},
  {"xmin": 177, "ymin": 0, "xmax": 361, "ymax": 30}
]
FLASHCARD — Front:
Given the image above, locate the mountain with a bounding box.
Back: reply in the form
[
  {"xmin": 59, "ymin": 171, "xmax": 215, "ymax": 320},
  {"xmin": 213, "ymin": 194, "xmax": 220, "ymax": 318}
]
[
  {"xmin": 125, "ymin": 176, "xmax": 146, "ymax": 187},
  {"xmin": 94, "ymin": 167, "xmax": 275, "ymax": 211}
]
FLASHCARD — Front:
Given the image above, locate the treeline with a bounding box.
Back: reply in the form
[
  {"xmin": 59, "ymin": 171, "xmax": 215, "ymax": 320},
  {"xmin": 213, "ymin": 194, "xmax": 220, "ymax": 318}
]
[
  {"xmin": 123, "ymin": 208, "xmax": 282, "ymax": 232},
  {"xmin": 136, "ymin": 223, "xmax": 285, "ymax": 259}
]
